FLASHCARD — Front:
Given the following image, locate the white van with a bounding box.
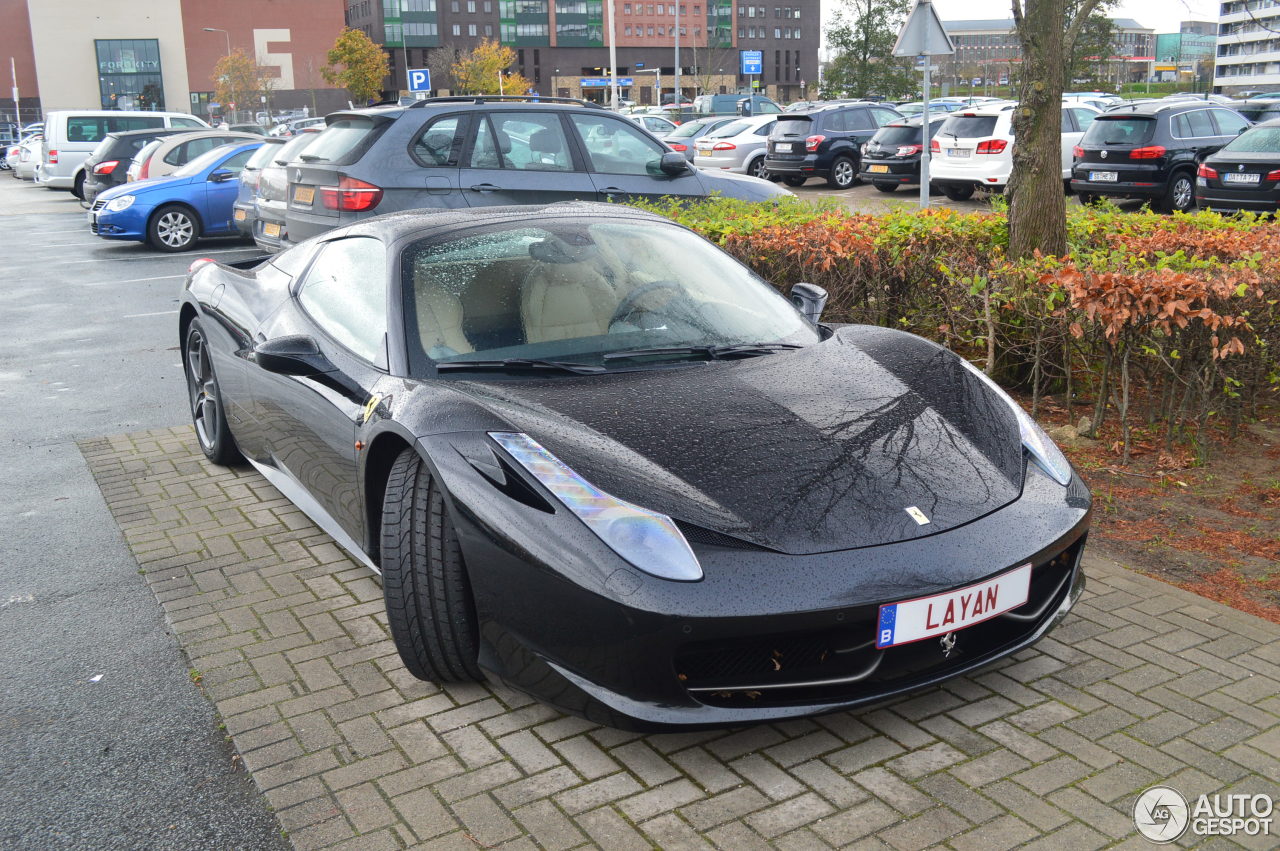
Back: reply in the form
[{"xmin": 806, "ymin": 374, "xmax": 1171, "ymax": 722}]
[{"xmin": 40, "ymin": 110, "xmax": 208, "ymax": 196}]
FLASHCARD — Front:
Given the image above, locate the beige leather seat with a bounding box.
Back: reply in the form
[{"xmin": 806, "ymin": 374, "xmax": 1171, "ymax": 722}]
[
  {"xmin": 415, "ymin": 285, "xmax": 474, "ymax": 358},
  {"xmin": 521, "ymin": 260, "xmax": 618, "ymax": 344}
]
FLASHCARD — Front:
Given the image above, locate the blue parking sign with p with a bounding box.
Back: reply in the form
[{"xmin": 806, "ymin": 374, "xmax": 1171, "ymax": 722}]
[{"xmin": 408, "ymin": 68, "xmax": 432, "ymax": 92}]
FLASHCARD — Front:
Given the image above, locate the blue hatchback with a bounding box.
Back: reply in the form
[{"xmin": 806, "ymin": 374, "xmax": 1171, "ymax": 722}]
[{"xmin": 89, "ymin": 141, "xmax": 262, "ymax": 252}]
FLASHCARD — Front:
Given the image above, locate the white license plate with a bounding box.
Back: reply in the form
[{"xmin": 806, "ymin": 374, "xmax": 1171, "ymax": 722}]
[
  {"xmin": 1089, "ymin": 171, "xmax": 1118, "ymax": 182},
  {"xmin": 947, "ymin": 148, "xmax": 971, "ymax": 159},
  {"xmin": 1224, "ymin": 172, "xmax": 1261, "ymax": 184},
  {"xmin": 876, "ymin": 564, "xmax": 1032, "ymax": 648}
]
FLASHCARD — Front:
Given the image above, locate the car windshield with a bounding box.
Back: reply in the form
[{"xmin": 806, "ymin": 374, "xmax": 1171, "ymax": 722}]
[
  {"xmin": 1235, "ymin": 104, "xmax": 1280, "ymax": 122},
  {"xmin": 171, "ymin": 144, "xmax": 248, "ymax": 177},
  {"xmin": 666, "ymin": 119, "xmax": 714, "ymax": 138},
  {"xmin": 244, "ymin": 141, "xmax": 284, "ymax": 169},
  {"xmin": 270, "ymin": 132, "xmax": 320, "ymax": 167},
  {"xmin": 297, "ymin": 117, "xmax": 380, "ymax": 163},
  {"xmin": 871, "ymin": 124, "xmax": 921, "ymax": 145},
  {"xmin": 707, "ymin": 120, "xmax": 751, "ymax": 138},
  {"xmin": 1222, "ymin": 126, "xmax": 1280, "ymax": 153},
  {"xmin": 940, "ymin": 116, "xmax": 998, "ymax": 138},
  {"xmin": 402, "ymin": 219, "xmax": 818, "ymax": 371},
  {"xmin": 1082, "ymin": 116, "xmax": 1155, "ymax": 146}
]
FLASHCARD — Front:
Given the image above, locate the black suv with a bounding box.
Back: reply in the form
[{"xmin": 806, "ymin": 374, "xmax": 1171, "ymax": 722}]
[
  {"xmin": 764, "ymin": 103, "xmax": 903, "ymax": 189},
  {"xmin": 858, "ymin": 115, "xmax": 948, "ymax": 191},
  {"xmin": 1071, "ymin": 101, "xmax": 1250, "ymax": 213},
  {"xmin": 276, "ymin": 95, "xmax": 789, "ymax": 249},
  {"xmin": 81, "ymin": 128, "xmax": 185, "ymax": 204}
]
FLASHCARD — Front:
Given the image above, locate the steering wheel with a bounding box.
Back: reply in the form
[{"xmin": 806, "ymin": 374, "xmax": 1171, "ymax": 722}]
[{"xmin": 609, "ymin": 280, "xmax": 685, "ymax": 329}]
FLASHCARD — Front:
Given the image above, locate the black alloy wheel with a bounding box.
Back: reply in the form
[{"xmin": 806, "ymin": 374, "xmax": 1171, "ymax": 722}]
[{"xmin": 184, "ymin": 320, "xmax": 242, "ymax": 465}]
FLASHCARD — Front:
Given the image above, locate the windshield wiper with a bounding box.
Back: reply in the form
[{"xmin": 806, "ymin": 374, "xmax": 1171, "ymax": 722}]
[
  {"xmin": 603, "ymin": 342, "xmax": 804, "ymax": 362},
  {"xmin": 298, "ymin": 154, "xmax": 326, "ymax": 162},
  {"xmin": 435, "ymin": 358, "xmax": 605, "ymax": 375}
]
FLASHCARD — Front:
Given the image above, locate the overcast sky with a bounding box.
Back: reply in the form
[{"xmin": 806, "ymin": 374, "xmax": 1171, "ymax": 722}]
[{"xmin": 821, "ymin": 0, "xmax": 1220, "ymax": 38}]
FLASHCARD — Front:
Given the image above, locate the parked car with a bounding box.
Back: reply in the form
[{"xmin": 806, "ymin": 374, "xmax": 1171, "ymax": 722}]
[
  {"xmin": 931, "ymin": 102, "xmax": 1099, "ymax": 200},
  {"xmin": 251, "ymin": 132, "xmax": 323, "ymax": 251},
  {"xmin": 1194, "ymin": 117, "xmax": 1280, "ymax": 213},
  {"xmin": 691, "ymin": 93, "xmax": 783, "ymax": 116},
  {"xmin": 275, "ymin": 97, "xmax": 789, "ymax": 249},
  {"xmin": 1229, "ymin": 99, "xmax": 1280, "ymax": 124},
  {"xmin": 233, "ymin": 137, "xmax": 286, "ymax": 236},
  {"xmin": 125, "ymin": 130, "xmax": 261, "ymax": 183},
  {"xmin": 858, "ymin": 114, "xmax": 948, "ymax": 191},
  {"xmin": 894, "ymin": 102, "xmax": 966, "ymax": 117},
  {"xmin": 693, "ymin": 114, "xmax": 778, "ymax": 179},
  {"xmin": 271, "ymin": 116, "xmax": 327, "ymax": 137},
  {"xmin": 39, "ymin": 109, "xmax": 208, "ymax": 196},
  {"xmin": 11, "ymin": 135, "xmax": 42, "ymax": 180},
  {"xmin": 81, "ymin": 128, "xmax": 187, "ymax": 204},
  {"xmin": 178, "ymin": 200, "xmax": 1089, "ymax": 728},
  {"xmin": 627, "ymin": 113, "xmax": 679, "ymax": 135},
  {"xmin": 89, "ymin": 141, "xmax": 262, "ymax": 251},
  {"xmin": 660, "ymin": 116, "xmax": 739, "ymax": 162},
  {"xmin": 228, "ymin": 123, "xmax": 269, "ymax": 136},
  {"xmin": 764, "ymin": 102, "xmax": 904, "ymax": 188},
  {"xmin": 1072, "ymin": 100, "xmax": 1251, "ymax": 212}
]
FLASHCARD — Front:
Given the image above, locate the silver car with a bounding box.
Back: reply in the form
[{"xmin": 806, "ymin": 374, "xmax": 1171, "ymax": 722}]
[
  {"xmin": 693, "ymin": 114, "xmax": 778, "ymax": 179},
  {"xmin": 660, "ymin": 116, "xmax": 739, "ymax": 162}
]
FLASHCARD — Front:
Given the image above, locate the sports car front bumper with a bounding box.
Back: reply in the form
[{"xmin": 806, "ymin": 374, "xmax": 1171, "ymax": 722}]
[{"xmin": 429, "ymin": 431, "xmax": 1092, "ymax": 730}]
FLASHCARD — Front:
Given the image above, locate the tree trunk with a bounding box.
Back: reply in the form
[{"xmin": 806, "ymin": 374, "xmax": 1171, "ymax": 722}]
[{"xmin": 1008, "ymin": 0, "xmax": 1069, "ymax": 259}]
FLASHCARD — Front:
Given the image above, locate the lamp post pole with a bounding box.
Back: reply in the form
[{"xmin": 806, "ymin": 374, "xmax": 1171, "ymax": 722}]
[
  {"xmin": 203, "ymin": 28, "xmax": 232, "ymax": 120},
  {"xmin": 674, "ymin": 0, "xmax": 681, "ymax": 110},
  {"xmin": 608, "ymin": 0, "xmax": 619, "ymax": 108}
]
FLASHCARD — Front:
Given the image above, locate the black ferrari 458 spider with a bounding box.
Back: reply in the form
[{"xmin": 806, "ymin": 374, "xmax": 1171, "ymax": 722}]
[{"xmin": 179, "ymin": 201, "xmax": 1090, "ymax": 729}]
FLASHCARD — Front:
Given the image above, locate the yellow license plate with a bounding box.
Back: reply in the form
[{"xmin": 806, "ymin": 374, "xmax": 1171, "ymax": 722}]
[
  {"xmin": 233, "ymin": 209, "xmax": 246, "ymax": 221},
  {"xmin": 869, "ymin": 164, "xmax": 890, "ymax": 173},
  {"xmin": 293, "ymin": 186, "xmax": 315, "ymax": 204},
  {"xmin": 263, "ymin": 222, "xmax": 281, "ymax": 238}
]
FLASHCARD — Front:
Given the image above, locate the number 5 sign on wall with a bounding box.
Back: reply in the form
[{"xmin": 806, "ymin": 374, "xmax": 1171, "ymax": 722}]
[{"xmin": 254, "ymin": 29, "xmax": 294, "ymax": 90}]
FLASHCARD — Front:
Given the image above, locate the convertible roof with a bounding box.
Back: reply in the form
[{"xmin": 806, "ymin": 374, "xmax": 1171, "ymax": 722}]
[{"xmin": 337, "ymin": 201, "xmax": 672, "ymax": 242}]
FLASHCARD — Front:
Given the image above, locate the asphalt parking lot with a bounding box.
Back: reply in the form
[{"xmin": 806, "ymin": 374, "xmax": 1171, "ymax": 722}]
[{"xmin": 3, "ymin": 174, "xmax": 1278, "ymax": 850}]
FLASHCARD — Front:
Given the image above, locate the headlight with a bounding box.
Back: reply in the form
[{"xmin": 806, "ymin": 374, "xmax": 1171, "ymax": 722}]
[
  {"xmin": 490, "ymin": 432, "xmax": 703, "ymax": 582},
  {"xmin": 105, "ymin": 194, "xmax": 135, "ymax": 212},
  {"xmin": 960, "ymin": 358, "xmax": 1072, "ymax": 486}
]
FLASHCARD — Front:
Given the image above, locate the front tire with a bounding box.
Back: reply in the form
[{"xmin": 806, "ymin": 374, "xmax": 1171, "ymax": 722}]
[
  {"xmin": 381, "ymin": 449, "xmax": 483, "ymax": 683},
  {"xmin": 183, "ymin": 320, "xmax": 242, "ymax": 466},
  {"xmin": 940, "ymin": 183, "xmax": 975, "ymax": 201},
  {"xmin": 827, "ymin": 155, "xmax": 857, "ymax": 189},
  {"xmin": 149, "ymin": 205, "xmax": 200, "ymax": 252}
]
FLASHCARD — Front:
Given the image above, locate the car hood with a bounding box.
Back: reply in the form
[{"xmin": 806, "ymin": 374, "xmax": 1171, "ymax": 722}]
[
  {"xmin": 699, "ymin": 168, "xmax": 794, "ymax": 200},
  {"xmin": 448, "ymin": 326, "xmax": 1025, "ymax": 555}
]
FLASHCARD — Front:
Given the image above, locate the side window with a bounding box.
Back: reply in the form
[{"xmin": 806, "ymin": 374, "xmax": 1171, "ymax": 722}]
[
  {"xmin": 67, "ymin": 117, "xmax": 108, "ymax": 144},
  {"xmin": 871, "ymin": 107, "xmax": 899, "ymax": 127},
  {"xmin": 569, "ymin": 114, "xmax": 665, "ymax": 175},
  {"xmin": 753, "ymin": 122, "xmax": 772, "ymax": 136},
  {"xmin": 468, "ymin": 117, "xmax": 503, "ymax": 168},
  {"xmin": 111, "ymin": 116, "xmax": 165, "ymax": 132},
  {"xmin": 297, "ymin": 237, "xmax": 388, "ymax": 363},
  {"xmin": 490, "ymin": 112, "xmax": 574, "ymax": 171},
  {"xmin": 845, "ymin": 109, "xmax": 874, "ymax": 131},
  {"xmin": 824, "ymin": 111, "xmax": 848, "ymax": 132},
  {"xmin": 1185, "ymin": 110, "xmax": 1216, "ymax": 138},
  {"xmin": 1211, "ymin": 109, "xmax": 1249, "ymax": 136},
  {"xmin": 1061, "ymin": 109, "xmax": 1076, "ymax": 133},
  {"xmin": 1172, "ymin": 114, "xmax": 1191, "ymax": 138},
  {"xmin": 171, "ymin": 117, "xmax": 205, "ymax": 129},
  {"xmin": 216, "ymin": 149, "xmax": 256, "ymax": 171},
  {"xmin": 1071, "ymin": 108, "xmax": 1096, "ymax": 131},
  {"xmin": 412, "ymin": 115, "xmax": 464, "ymax": 166}
]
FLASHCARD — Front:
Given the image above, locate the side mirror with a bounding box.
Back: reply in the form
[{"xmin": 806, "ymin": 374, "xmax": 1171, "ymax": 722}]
[
  {"xmin": 659, "ymin": 151, "xmax": 690, "ymax": 176},
  {"xmin": 790, "ymin": 282, "xmax": 829, "ymax": 324},
  {"xmin": 209, "ymin": 169, "xmax": 236, "ymax": 183},
  {"xmin": 253, "ymin": 335, "xmax": 335, "ymax": 376}
]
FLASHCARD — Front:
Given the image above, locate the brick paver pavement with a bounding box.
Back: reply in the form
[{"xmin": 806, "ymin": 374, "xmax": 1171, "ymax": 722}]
[{"xmin": 80, "ymin": 427, "xmax": 1280, "ymax": 850}]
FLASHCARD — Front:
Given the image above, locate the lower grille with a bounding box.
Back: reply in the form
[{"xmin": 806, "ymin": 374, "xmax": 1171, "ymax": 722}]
[{"xmin": 675, "ymin": 539, "xmax": 1084, "ymax": 708}]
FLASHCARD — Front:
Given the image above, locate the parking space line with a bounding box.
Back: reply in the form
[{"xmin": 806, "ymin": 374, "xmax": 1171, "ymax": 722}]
[
  {"xmin": 47, "ymin": 247, "xmax": 263, "ymax": 265},
  {"xmin": 83, "ymin": 274, "xmax": 184, "ymax": 286},
  {"xmin": 123, "ymin": 310, "xmax": 179, "ymax": 318}
]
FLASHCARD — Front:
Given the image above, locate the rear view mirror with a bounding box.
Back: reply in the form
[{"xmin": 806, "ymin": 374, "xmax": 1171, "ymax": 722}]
[
  {"xmin": 790, "ymin": 282, "xmax": 829, "ymax": 323},
  {"xmin": 209, "ymin": 169, "xmax": 236, "ymax": 183},
  {"xmin": 253, "ymin": 335, "xmax": 334, "ymax": 376},
  {"xmin": 659, "ymin": 152, "xmax": 689, "ymax": 176}
]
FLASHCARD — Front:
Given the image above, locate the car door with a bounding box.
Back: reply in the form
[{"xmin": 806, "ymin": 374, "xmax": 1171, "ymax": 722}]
[
  {"xmin": 461, "ymin": 111, "xmax": 595, "ymax": 207},
  {"xmin": 201, "ymin": 147, "xmax": 258, "ymax": 235},
  {"xmin": 568, "ymin": 112, "xmax": 706, "ymax": 202},
  {"xmin": 250, "ymin": 235, "xmax": 389, "ymax": 541},
  {"xmin": 1063, "ymin": 107, "xmax": 1098, "ymax": 177},
  {"xmin": 403, "ymin": 112, "xmax": 468, "ymax": 208}
]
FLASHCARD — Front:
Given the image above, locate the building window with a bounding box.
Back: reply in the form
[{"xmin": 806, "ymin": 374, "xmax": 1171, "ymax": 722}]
[
  {"xmin": 468, "ymin": 0, "xmax": 476, "ymax": 9},
  {"xmin": 485, "ymin": 23, "xmax": 493, "ymax": 34},
  {"xmin": 406, "ymin": 21, "xmax": 438, "ymax": 34},
  {"xmin": 453, "ymin": 23, "xmax": 462, "ymax": 34},
  {"xmin": 405, "ymin": 0, "xmax": 435, "ymax": 8},
  {"xmin": 738, "ymin": 26, "xmax": 745, "ymax": 36},
  {"xmin": 469, "ymin": 23, "xmax": 478, "ymax": 34},
  {"xmin": 94, "ymin": 39, "xmax": 164, "ymax": 110},
  {"xmin": 624, "ymin": 2, "xmax": 631, "ymax": 10},
  {"xmin": 384, "ymin": 0, "xmax": 401, "ymax": 15},
  {"xmin": 774, "ymin": 26, "xmax": 780, "ymax": 37},
  {"xmin": 385, "ymin": 22, "xmax": 403, "ymax": 41},
  {"xmin": 648, "ymin": 25, "xmax": 655, "ymax": 34},
  {"xmin": 625, "ymin": 24, "xmax": 632, "ymax": 34}
]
